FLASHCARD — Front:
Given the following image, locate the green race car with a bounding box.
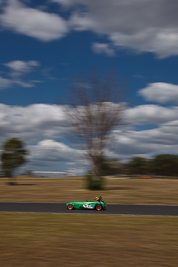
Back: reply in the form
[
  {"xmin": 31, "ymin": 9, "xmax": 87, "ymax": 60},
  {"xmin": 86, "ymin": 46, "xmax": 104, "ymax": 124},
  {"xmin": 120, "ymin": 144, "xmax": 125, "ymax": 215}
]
[{"xmin": 66, "ymin": 196, "xmax": 107, "ymax": 211}]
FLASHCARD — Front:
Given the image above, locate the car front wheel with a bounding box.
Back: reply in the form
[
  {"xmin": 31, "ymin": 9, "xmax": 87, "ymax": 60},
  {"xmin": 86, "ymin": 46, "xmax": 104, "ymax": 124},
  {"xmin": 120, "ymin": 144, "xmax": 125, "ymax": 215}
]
[{"xmin": 67, "ymin": 204, "xmax": 74, "ymax": 210}]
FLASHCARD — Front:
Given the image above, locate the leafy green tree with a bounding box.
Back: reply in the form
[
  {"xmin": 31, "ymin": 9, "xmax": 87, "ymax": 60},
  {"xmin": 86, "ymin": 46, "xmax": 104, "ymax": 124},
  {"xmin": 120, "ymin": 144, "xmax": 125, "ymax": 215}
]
[
  {"xmin": 151, "ymin": 154, "xmax": 178, "ymax": 176},
  {"xmin": 126, "ymin": 157, "xmax": 149, "ymax": 175},
  {"xmin": 100, "ymin": 157, "xmax": 123, "ymax": 176},
  {"xmin": 1, "ymin": 138, "xmax": 28, "ymax": 184}
]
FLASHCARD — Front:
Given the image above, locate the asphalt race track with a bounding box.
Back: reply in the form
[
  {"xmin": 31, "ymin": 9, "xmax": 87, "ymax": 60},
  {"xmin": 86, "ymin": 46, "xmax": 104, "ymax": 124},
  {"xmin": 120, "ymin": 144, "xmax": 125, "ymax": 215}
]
[{"xmin": 0, "ymin": 202, "xmax": 178, "ymax": 216}]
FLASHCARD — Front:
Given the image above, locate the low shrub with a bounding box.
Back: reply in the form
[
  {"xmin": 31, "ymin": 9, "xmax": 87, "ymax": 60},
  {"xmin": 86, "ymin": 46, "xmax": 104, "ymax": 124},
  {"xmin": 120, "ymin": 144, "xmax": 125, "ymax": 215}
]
[{"xmin": 85, "ymin": 174, "xmax": 104, "ymax": 190}]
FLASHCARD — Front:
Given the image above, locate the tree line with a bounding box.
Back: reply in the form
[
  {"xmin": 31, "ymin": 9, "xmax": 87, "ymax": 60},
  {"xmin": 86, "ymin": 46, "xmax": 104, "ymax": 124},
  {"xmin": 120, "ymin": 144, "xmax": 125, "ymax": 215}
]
[{"xmin": 101, "ymin": 155, "xmax": 178, "ymax": 177}]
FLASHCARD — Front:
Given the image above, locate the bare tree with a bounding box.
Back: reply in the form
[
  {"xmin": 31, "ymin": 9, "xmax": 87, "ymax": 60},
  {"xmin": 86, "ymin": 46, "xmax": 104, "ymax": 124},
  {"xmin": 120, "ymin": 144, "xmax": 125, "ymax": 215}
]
[{"xmin": 65, "ymin": 70, "xmax": 126, "ymax": 180}]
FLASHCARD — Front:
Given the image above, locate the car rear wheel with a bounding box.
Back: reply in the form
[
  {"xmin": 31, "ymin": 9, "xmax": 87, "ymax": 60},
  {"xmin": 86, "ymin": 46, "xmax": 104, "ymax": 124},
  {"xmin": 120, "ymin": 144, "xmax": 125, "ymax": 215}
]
[
  {"xmin": 67, "ymin": 204, "xmax": 74, "ymax": 210},
  {"xmin": 96, "ymin": 204, "xmax": 102, "ymax": 211}
]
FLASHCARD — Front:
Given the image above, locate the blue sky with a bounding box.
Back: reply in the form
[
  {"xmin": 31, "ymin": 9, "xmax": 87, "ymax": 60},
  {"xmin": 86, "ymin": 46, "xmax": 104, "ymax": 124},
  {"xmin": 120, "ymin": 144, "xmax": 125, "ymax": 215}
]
[{"xmin": 0, "ymin": 0, "xmax": 178, "ymax": 175}]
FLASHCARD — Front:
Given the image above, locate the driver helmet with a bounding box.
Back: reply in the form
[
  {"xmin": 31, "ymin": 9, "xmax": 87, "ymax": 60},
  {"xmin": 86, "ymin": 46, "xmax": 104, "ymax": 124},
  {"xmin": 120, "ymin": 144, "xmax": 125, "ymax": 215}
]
[{"xmin": 95, "ymin": 196, "xmax": 100, "ymax": 201}]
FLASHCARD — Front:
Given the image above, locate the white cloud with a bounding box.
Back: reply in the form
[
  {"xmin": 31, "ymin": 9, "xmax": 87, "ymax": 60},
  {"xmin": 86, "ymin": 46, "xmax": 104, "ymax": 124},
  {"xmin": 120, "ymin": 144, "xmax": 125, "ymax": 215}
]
[
  {"xmin": 0, "ymin": 60, "xmax": 41, "ymax": 89},
  {"xmin": 139, "ymin": 83, "xmax": 178, "ymax": 104},
  {"xmin": 69, "ymin": 11, "xmax": 94, "ymax": 31},
  {"xmin": 92, "ymin": 43, "xmax": 115, "ymax": 56},
  {"xmin": 0, "ymin": 104, "xmax": 67, "ymax": 143},
  {"xmin": 4, "ymin": 60, "xmax": 40, "ymax": 80},
  {"xmin": 0, "ymin": 76, "xmax": 12, "ymax": 89},
  {"xmin": 0, "ymin": 102, "xmax": 178, "ymax": 170},
  {"xmin": 67, "ymin": 0, "xmax": 178, "ymax": 57},
  {"xmin": 126, "ymin": 105, "xmax": 178, "ymax": 125},
  {"xmin": 1, "ymin": 0, "xmax": 178, "ymax": 56},
  {"xmin": 0, "ymin": 77, "xmax": 36, "ymax": 89},
  {"xmin": 1, "ymin": 103, "xmax": 178, "ymax": 145},
  {"xmin": 30, "ymin": 139, "xmax": 82, "ymax": 164},
  {"xmin": 13, "ymin": 80, "xmax": 34, "ymax": 88},
  {"xmin": 112, "ymin": 121, "xmax": 178, "ymax": 159},
  {"xmin": 5, "ymin": 60, "xmax": 39, "ymax": 74},
  {"xmin": 51, "ymin": 0, "xmax": 85, "ymax": 7},
  {"xmin": 23, "ymin": 139, "xmax": 84, "ymax": 173},
  {"xmin": 110, "ymin": 29, "xmax": 178, "ymax": 58},
  {"xmin": 0, "ymin": 0, "xmax": 68, "ymax": 41}
]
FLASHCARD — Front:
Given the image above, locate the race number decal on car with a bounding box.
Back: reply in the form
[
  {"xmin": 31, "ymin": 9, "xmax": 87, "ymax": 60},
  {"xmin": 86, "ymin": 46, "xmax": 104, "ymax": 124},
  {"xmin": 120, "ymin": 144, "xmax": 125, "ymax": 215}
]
[{"xmin": 83, "ymin": 204, "xmax": 94, "ymax": 209}]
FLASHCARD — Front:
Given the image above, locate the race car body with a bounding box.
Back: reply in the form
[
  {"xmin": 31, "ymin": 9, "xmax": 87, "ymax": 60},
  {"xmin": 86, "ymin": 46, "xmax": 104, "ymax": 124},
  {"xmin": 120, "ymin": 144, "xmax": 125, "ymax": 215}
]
[{"xmin": 66, "ymin": 196, "xmax": 107, "ymax": 211}]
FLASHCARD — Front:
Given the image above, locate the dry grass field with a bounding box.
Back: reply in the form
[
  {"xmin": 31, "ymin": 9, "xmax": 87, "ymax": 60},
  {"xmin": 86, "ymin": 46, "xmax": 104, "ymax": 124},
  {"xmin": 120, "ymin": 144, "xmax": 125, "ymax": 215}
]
[
  {"xmin": 0, "ymin": 213, "xmax": 178, "ymax": 267},
  {"xmin": 0, "ymin": 176, "xmax": 178, "ymax": 204},
  {"xmin": 1, "ymin": 177, "xmax": 178, "ymax": 266}
]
